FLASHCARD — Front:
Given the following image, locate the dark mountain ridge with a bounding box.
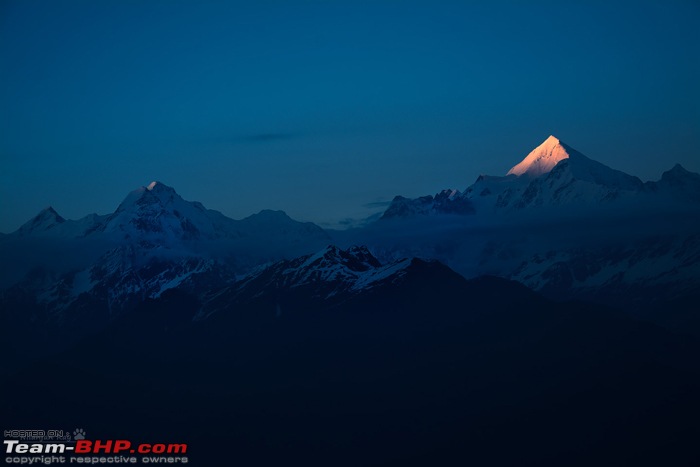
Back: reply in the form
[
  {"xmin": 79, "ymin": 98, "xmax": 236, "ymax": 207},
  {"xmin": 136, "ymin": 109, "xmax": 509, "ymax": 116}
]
[{"xmin": 3, "ymin": 245, "xmax": 699, "ymax": 466}]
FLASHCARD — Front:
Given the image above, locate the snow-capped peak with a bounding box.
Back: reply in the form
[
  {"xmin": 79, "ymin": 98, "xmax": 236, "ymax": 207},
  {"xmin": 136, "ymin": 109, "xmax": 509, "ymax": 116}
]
[
  {"xmin": 648, "ymin": 163, "xmax": 700, "ymax": 202},
  {"xmin": 37, "ymin": 206, "xmax": 64, "ymax": 222},
  {"xmin": 507, "ymin": 135, "xmax": 573, "ymax": 177},
  {"xmin": 145, "ymin": 181, "xmax": 177, "ymax": 194},
  {"xmin": 231, "ymin": 245, "xmax": 413, "ymax": 301},
  {"xmin": 97, "ymin": 181, "xmax": 219, "ymax": 241},
  {"xmin": 664, "ymin": 164, "xmax": 693, "ymax": 177},
  {"xmin": 143, "ymin": 180, "xmax": 178, "ymax": 195},
  {"xmin": 299, "ymin": 245, "xmax": 382, "ymax": 273},
  {"xmin": 16, "ymin": 206, "xmax": 66, "ymax": 235}
]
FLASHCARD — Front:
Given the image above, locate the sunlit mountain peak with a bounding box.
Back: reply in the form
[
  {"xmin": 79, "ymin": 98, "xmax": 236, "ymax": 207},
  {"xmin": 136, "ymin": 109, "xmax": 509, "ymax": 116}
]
[{"xmin": 507, "ymin": 135, "xmax": 572, "ymax": 177}]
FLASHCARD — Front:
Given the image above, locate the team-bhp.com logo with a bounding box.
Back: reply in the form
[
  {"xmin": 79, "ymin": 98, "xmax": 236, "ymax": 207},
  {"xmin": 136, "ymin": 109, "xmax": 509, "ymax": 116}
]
[
  {"xmin": 4, "ymin": 432, "xmax": 189, "ymax": 465},
  {"xmin": 5, "ymin": 440, "xmax": 187, "ymax": 454}
]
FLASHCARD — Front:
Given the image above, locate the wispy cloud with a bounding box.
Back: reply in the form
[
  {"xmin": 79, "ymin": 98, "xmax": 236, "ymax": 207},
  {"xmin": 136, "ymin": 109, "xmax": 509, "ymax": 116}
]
[
  {"xmin": 319, "ymin": 212, "xmax": 384, "ymax": 230},
  {"xmin": 239, "ymin": 133, "xmax": 297, "ymax": 143},
  {"xmin": 362, "ymin": 200, "xmax": 392, "ymax": 209}
]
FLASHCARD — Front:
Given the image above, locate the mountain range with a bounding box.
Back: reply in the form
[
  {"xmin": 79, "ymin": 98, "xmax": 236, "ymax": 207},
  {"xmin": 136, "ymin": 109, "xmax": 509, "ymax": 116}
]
[
  {"xmin": 2, "ymin": 135, "xmax": 699, "ymax": 342},
  {"xmin": 3, "ymin": 135, "xmax": 700, "ymax": 465},
  {"xmin": 343, "ymin": 136, "xmax": 700, "ymax": 316},
  {"xmin": 381, "ymin": 135, "xmax": 700, "ymax": 217},
  {"xmin": 14, "ymin": 180, "xmax": 328, "ymax": 242}
]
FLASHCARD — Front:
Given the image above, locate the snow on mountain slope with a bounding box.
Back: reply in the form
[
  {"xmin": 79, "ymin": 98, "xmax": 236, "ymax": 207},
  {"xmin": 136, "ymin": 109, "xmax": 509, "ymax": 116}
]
[
  {"xmin": 3, "ymin": 242, "xmax": 235, "ymax": 326},
  {"xmin": 381, "ymin": 136, "xmax": 654, "ymax": 218},
  {"xmin": 507, "ymin": 135, "xmax": 573, "ymax": 177},
  {"xmin": 497, "ymin": 157, "xmax": 641, "ymax": 209},
  {"xmin": 10, "ymin": 181, "xmax": 329, "ymax": 245},
  {"xmin": 17, "ymin": 207, "xmax": 65, "ymax": 235},
  {"xmin": 380, "ymin": 189, "xmax": 475, "ymax": 219},
  {"xmin": 15, "ymin": 208, "xmax": 108, "ymax": 238},
  {"xmin": 506, "ymin": 135, "xmax": 642, "ymax": 189},
  {"xmin": 508, "ymin": 233, "xmax": 700, "ymax": 305},
  {"xmin": 235, "ymin": 245, "xmax": 416, "ymax": 295},
  {"xmin": 644, "ymin": 164, "xmax": 700, "ymax": 203},
  {"xmin": 340, "ymin": 207, "xmax": 700, "ymax": 308},
  {"xmin": 351, "ymin": 135, "xmax": 700, "ymax": 306},
  {"xmin": 1, "ymin": 181, "xmax": 333, "ymax": 329},
  {"xmin": 197, "ymin": 245, "xmax": 429, "ymax": 319},
  {"xmin": 462, "ymin": 135, "xmax": 645, "ymax": 211},
  {"xmin": 96, "ymin": 181, "xmax": 244, "ymax": 241},
  {"xmin": 461, "ymin": 174, "xmax": 527, "ymax": 211}
]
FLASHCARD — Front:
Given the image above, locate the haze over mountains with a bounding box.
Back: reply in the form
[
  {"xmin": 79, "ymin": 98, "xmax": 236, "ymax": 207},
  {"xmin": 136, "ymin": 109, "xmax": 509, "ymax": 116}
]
[
  {"xmin": 2, "ymin": 135, "xmax": 700, "ymax": 465},
  {"xmin": 343, "ymin": 136, "xmax": 700, "ymax": 313},
  {"xmin": 2, "ymin": 135, "xmax": 698, "ymax": 329}
]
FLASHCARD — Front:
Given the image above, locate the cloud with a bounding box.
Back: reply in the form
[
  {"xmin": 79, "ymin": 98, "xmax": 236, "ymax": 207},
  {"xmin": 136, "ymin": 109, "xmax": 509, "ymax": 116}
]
[
  {"xmin": 362, "ymin": 200, "xmax": 392, "ymax": 209},
  {"xmin": 239, "ymin": 133, "xmax": 297, "ymax": 143},
  {"xmin": 319, "ymin": 212, "xmax": 384, "ymax": 230}
]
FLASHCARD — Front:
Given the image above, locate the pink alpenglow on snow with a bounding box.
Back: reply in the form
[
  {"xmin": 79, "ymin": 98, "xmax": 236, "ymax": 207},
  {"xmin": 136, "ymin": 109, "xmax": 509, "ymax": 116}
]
[{"xmin": 507, "ymin": 135, "xmax": 572, "ymax": 177}]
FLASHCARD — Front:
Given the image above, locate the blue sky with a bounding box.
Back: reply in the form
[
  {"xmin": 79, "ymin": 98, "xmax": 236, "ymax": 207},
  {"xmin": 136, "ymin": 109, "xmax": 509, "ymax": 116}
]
[{"xmin": 1, "ymin": 0, "xmax": 698, "ymax": 231}]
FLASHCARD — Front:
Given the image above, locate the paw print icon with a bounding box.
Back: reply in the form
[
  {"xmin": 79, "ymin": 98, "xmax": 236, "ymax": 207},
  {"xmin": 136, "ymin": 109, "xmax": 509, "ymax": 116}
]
[{"xmin": 73, "ymin": 429, "xmax": 86, "ymax": 440}]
